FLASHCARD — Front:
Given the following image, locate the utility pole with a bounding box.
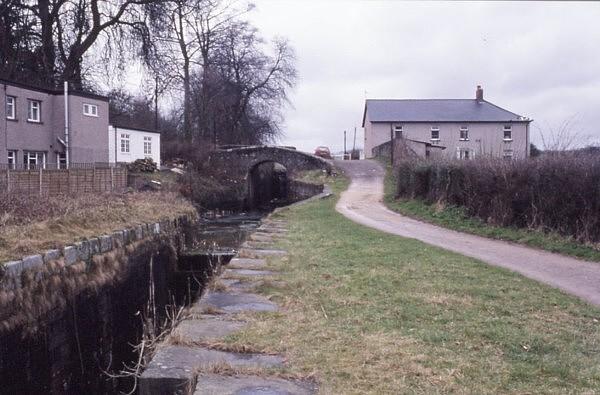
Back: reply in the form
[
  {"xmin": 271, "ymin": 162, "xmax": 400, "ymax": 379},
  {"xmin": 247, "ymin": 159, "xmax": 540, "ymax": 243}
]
[
  {"xmin": 352, "ymin": 126, "xmax": 357, "ymax": 159},
  {"xmin": 390, "ymin": 124, "xmax": 394, "ymax": 166},
  {"xmin": 344, "ymin": 130, "xmax": 347, "ymax": 160}
]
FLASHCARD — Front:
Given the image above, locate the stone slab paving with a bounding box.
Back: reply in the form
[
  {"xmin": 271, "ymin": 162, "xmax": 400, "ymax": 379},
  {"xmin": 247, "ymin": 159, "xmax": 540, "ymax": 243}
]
[
  {"xmin": 238, "ymin": 249, "xmax": 288, "ymax": 259},
  {"xmin": 254, "ymin": 228, "xmax": 288, "ymax": 235},
  {"xmin": 140, "ymin": 218, "xmax": 315, "ymax": 394},
  {"xmin": 241, "ymin": 241, "xmax": 274, "ymax": 249},
  {"xmin": 224, "ymin": 269, "xmax": 276, "ymax": 277},
  {"xmin": 248, "ymin": 233, "xmax": 278, "ymax": 242},
  {"xmin": 219, "ymin": 278, "xmax": 265, "ymax": 293},
  {"xmin": 194, "ymin": 374, "xmax": 316, "ymax": 395},
  {"xmin": 192, "ymin": 291, "xmax": 279, "ymax": 313},
  {"xmin": 173, "ymin": 318, "xmax": 246, "ymax": 343},
  {"xmin": 139, "ymin": 346, "xmax": 284, "ymax": 395},
  {"xmin": 228, "ymin": 258, "xmax": 268, "ymax": 269}
]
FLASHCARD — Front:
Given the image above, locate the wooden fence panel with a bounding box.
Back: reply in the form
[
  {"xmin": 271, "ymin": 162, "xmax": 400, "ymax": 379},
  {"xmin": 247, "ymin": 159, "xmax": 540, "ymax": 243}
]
[{"xmin": 0, "ymin": 166, "xmax": 128, "ymax": 196}]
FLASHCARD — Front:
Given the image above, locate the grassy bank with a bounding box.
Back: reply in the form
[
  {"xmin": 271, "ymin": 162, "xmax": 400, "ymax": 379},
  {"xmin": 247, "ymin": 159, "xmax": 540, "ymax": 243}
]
[
  {"xmin": 224, "ymin": 174, "xmax": 600, "ymax": 393},
  {"xmin": 381, "ymin": 162, "xmax": 600, "ymax": 262},
  {"xmin": 0, "ymin": 192, "xmax": 196, "ymax": 262}
]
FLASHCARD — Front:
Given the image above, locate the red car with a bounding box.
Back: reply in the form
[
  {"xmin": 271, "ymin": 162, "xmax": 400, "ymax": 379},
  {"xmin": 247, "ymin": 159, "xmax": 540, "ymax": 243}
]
[{"xmin": 314, "ymin": 146, "xmax": 332, "ymax": 159}]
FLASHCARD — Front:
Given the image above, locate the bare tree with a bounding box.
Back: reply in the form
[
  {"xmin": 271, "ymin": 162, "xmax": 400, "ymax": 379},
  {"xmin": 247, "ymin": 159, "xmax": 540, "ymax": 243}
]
[
  {"xmin": 536, "ymin": 115, "xmax": 590, "ymax": 152},
  {"xmin": 206, "ymin": 21, "xmax": 297, "ymax": 144},
  {"xmin": 2, "ymin": 0, "xmax": 158, "ymax": 87},
  {"xmin": 0, "ymin": 0, "xmax": 46, "ymax": 83},
  {"xmin": 147, "ymin": 0, "xmax": 253, "ymax": 141}
]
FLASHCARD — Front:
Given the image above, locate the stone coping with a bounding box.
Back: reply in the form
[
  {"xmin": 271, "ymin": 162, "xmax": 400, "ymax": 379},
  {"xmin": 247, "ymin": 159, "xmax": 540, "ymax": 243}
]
[{"xmin": 0, "ymin": 213, "xmax": 197, "ymax": 291}]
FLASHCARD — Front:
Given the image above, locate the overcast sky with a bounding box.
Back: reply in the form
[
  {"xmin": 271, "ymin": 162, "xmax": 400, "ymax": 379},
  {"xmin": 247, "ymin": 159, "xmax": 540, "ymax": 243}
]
[{"xmin": 245, "ymin": 1, "xmax": 600, "ymax": 153}]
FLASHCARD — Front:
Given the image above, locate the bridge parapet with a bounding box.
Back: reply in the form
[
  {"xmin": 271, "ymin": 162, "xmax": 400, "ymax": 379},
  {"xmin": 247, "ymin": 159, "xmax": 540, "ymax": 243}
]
[{"xmin": 209, "ymin": 146, "xmax": 332, "ymax": 177}]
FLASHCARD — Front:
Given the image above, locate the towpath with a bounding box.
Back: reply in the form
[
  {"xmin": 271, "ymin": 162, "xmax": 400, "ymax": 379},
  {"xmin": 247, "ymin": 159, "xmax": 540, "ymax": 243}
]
[{"xmin": 335, "ymin": 159, "xmax": 600, "ymax": 307}]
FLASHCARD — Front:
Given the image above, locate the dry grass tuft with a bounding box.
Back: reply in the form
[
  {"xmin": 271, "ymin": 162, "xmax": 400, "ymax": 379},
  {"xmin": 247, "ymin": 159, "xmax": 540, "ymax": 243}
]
[
  {"xmin": 207, "ymin": 279, "xmax": 229, "ymax": 292},
  {"xmin": 168, "ymin": 334, "xmax": 274, "ymax": 355},
  {"xmin": 199, "ymin": 305, "xmax": 225, "ymax": 315},
  {"xmin": 0, "ymin": 191, "xmax": 195, "ymax": 262},
  {"xmin": 195, "ymin": 362, "xmax": 316, "ymax": 382}
]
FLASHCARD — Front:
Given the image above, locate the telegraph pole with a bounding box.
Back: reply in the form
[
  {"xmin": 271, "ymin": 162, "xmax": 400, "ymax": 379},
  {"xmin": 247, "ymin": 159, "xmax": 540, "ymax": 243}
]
[
  {"xmin": 352, "ymin": 126, "xmax": 357, "ymax": 159},
  {"xmin": 390, "ymin": 124, "xmax": 394, "ymax": 166},
  {"xmin": 344, "ymin": 130, "xmax": 347, "ymax": 159}
]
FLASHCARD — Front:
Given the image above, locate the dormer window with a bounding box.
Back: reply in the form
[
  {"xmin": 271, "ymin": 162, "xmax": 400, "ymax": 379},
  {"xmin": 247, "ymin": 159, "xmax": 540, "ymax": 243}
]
[
  {"xmin": 459, "ymin": 126, "xmax": 469, "ymax": 141},
  {"xmin": 431, "ymin": 126, "xmax": 440, "ymax": 141},
  {"xmin": 503, "ymin": 125, "xmax": 512, "ymax": 141},
  {"xmin": 83, "ymin": 103, "xmax": 98, "ymax": 117}
]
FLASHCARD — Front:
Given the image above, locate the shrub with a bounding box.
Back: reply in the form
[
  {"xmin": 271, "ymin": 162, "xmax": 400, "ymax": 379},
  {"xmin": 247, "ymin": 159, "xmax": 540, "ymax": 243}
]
[{"xmin": 394, "ymin": 155, "xmax": 600, "ymax": 243}]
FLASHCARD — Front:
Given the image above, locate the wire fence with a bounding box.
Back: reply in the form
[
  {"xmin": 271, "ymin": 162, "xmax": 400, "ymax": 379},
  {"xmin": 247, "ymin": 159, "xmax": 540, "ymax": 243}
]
[{"xmin": 0, "ymin": 163, "xmax": 128, "ymax": 196}]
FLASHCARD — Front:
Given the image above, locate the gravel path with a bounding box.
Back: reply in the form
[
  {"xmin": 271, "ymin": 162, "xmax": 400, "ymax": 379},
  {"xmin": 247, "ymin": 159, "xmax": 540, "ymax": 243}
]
[{"xmin": 335, "ymin": 159, "xmax": 600, "ymax": 308}]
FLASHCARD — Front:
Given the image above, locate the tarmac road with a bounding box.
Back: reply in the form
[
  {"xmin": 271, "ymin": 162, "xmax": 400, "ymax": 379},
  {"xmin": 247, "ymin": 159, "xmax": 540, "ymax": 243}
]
[{"xmin": 335, "ymin": 159, "xmax": 600, "ymax": 308}]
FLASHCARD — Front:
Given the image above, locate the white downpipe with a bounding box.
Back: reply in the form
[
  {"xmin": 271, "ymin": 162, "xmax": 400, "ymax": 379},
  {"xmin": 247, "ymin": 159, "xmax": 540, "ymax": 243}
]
[{"xmin": 64, "ymin": 81, "xmax": 69, "ymax": 169}]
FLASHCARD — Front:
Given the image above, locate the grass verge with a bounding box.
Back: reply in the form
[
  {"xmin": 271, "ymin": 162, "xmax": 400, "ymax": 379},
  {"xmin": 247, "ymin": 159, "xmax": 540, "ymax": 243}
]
[
  {"xmin": 0, "ymin": 192, "xmax": 196, "ymax": 262},
  {"xmin": 292, "ymin": 169, "xmax": 332, "ymax": 185},
  {"xmin": 380, "ymin": 160, "xmax": 600, "ymax": 262},
  {"xmin": 224, "ymin": 173, "xmax": 600, "ymax": 394}
]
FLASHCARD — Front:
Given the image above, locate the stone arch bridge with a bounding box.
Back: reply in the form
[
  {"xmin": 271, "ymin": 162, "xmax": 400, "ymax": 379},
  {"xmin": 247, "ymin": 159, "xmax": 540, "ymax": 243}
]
[
  {"xmin": 208, "ymin": 146, "xmax": 332, "ymax": 209},
  {"xmin": 209, "ymin": 145, "xmax": 332, "ymax": 176}
]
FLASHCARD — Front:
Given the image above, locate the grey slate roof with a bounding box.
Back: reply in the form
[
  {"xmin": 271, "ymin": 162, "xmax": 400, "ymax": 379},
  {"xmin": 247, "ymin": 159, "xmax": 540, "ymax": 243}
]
[{"xmin": 363, "ymin": 99, "xmax": 530, "ymax": 125}]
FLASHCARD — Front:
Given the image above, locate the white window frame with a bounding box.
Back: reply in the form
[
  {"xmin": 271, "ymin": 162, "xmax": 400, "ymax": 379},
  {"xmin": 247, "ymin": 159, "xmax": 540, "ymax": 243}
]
[
  {"xmin": 7, "ymin": 150, "xmax": 17, "ymax": 169},
  {"xmin": 430, "ymin": 126, "xmax": 440, "ymax": 141},
  {"xmin": 120, "ymin": 133, "xmax": 130, "ymax": 153},
  {"xmin": 57, "ymin": 152, "xmax": 67, "ymax": 169},
  {"xmin": 457, "ymin": 148, "xmax": 472, "ymax": 160},
  {"xmin": 503, "ymin": 125, "xmax": 513, "ymax": 141},
  {"xmin": 459, "ymin": 126, "xmax": 469, "ymax": 141},
  {"xmin": 6, "ymin": 96, "xmax": 16, "ymax": 120},
  {"xmin": 503, "ymin": 149, "xmax": 514, "ymax": 160},
  {"xmin": 83, "ymin": 103, "xmax": 98, "ymax": 117},
  {"xmin": 143, "ymin": 136, "xmax": 152, "ymax": 155},
  {"xmin": 393, "ymin": 125, "xmax": 403, "ymax": 139},
  {"xmin": 23, "ymin": 151, "xmax": 45, "ymax": 169},
  {"xmin": 27, "ymin": 99, "xmax": 41, "ymax": 122}
]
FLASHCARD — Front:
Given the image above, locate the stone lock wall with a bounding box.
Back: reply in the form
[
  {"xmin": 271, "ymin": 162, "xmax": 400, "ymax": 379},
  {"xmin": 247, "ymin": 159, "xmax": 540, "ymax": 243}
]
[
  {"xmin": 0, "ymin": 213, "xmax": 197, "ymax": 394},
  {"xmin": 287, "ymin": 180, "xmax": 325, "ymax": 203}
]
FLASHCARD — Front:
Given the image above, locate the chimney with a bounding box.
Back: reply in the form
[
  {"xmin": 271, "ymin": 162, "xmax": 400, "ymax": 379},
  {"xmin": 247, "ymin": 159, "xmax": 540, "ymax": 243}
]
[{"xmin": 476, "ymin": 85, "xmax": 484, "ymax": 102}]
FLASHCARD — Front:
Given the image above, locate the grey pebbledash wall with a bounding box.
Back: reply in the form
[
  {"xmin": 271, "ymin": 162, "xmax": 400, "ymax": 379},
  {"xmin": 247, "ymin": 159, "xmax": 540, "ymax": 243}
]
[{"xmin": 0, "ymin": 213, "xmax": 197, "ymax": 394}]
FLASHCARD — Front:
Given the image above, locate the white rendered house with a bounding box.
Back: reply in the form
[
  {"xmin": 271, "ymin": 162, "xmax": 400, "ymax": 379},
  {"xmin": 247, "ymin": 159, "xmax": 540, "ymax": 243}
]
[
  {"xmin": 362, "ymin": 86, "xmax": 532, "ymax": 160},
  {"xmin": 108, "ymin": 125, "xmax": 161, "ymax": 167}
]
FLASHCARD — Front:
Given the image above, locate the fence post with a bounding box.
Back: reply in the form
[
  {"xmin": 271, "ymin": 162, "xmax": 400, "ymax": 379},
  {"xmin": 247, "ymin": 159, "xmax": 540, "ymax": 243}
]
[
  {"xmin": 6, "ymin": 169, "xmax": 10, "ymax": 193},
  {"xmin": 39, "ymin": 168, "xmax": 42, "ymax": 196},
  {"xmin": 110, "ymin": 166, "xmax": 114, "ymax": 191}
]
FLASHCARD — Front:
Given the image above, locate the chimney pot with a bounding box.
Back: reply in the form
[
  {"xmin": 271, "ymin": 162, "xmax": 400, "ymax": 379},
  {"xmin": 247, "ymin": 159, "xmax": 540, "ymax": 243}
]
[{"xmin": 476, "ymin": 85, "xmax": 484, "ymax": 102}]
